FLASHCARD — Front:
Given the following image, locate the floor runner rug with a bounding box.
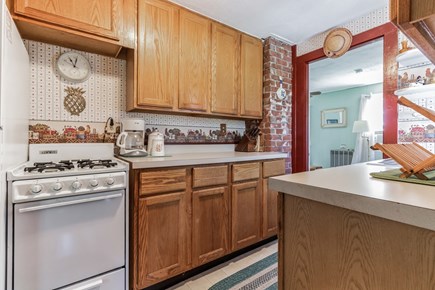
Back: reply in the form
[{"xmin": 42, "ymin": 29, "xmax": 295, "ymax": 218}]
[{"xmin": 209, "ymin": 252, "xmax": 277, "ymax": 290}]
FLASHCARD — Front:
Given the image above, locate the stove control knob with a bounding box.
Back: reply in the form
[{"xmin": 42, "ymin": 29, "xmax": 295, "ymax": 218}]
[
  {"xmin": 52, "ymin": 182, "xmax": 63, "ymax": 191},
  {"xmin": 106, "ymin": 177, "xmax": 115, "ymax": 186},
  {"xmin": 71, "ymin": 180, "xmax": 82, "ymax": 190},
  {"xmin": 89, "ymin": 179, "xmax": 99, "ymax": 187},
  {"xmin": 30, "ymin": 184, "xmax": 43, "ymax": 194}
]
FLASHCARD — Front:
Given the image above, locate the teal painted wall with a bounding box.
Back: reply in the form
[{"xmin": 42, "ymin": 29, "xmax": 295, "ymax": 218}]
[{"xmin": 309, "ymin": 83, "xmax": 383, "ymax": 168}]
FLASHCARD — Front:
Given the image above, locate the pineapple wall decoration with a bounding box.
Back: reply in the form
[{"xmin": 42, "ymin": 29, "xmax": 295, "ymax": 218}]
[{"xmin": 64, "ymin": 86, "xmax": 86, "ymax": 116}]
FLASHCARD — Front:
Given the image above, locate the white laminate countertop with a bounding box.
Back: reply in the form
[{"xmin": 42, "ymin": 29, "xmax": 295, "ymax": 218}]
[
  {"xmin": 269, "ymin": 163, "xmax": 435, "ymax": 231},
  {"xmin": 119, "ymin": 151, "xmax": 288, "ymax": 169}
]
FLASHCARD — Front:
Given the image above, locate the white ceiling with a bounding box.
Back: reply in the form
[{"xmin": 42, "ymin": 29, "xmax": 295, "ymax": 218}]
[
  {"xmin": 309, "ymin": 38, "xmax": 384, "ymax": 93},
  {"xmin": 169, "ymin": 0, "xmax": 388, "ymax": 44}
]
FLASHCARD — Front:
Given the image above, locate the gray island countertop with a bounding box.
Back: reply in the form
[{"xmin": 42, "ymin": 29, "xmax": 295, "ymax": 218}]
[
  {"xmin": 120, "ymin": 151, "xmax": 288, "ymax": 169},
  {"xmin": 269, "ymin": 163, "xmax": 435, "ymax": 231}
]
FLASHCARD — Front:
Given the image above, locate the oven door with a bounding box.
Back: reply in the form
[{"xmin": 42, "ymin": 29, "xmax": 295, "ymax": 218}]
[{"xmin": 13, "ymin": 190, "xmax": 125, "ymax": 290}]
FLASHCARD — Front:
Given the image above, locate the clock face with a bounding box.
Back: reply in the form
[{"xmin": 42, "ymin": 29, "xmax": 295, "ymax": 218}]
[{"xmin": 56, "ymin": 52, "xmax": 91, "ymax": 82}]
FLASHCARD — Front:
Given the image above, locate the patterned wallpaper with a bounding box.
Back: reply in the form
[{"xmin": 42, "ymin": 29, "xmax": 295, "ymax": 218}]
[
  {"xmin": 296, "ymin": 6, "xmax": 389, "ymax": 56},
  {"xmin": 24, "ymin": 40, "xmax": 245, "ymax": 144}
]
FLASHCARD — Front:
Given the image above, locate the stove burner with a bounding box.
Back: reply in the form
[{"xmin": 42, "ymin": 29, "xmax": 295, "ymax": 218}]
[
  {"xmin": 24, "ymin": 162, "xmax": 74, "ymax": 173},
  {"xmin": 76, "ymin": 159, "xmax": 118, "ymax": 169}
]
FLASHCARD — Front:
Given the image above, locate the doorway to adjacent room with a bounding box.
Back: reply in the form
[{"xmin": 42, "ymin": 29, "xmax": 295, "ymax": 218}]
[{"xmin": 308, "ymin": 38, "xmax": 384, "ymax": 169}]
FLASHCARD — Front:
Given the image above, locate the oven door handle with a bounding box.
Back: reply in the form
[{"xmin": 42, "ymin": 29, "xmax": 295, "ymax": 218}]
[
  {"xmin": 69, "ymin": 279, "xmax": 103, "ymax": 290},
  {"xmin": 18, "ymin": 193, "xmax": 123, "ymax": 213}
]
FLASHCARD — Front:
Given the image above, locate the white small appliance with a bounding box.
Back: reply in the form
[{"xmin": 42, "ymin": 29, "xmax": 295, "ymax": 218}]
[
  {"xmin": 116, "ymin": 119, "xmax": 147, "ymax": 157},
  {"xmin": 147, "ymin": 130, "xmax": 165, "ymax": 157}
]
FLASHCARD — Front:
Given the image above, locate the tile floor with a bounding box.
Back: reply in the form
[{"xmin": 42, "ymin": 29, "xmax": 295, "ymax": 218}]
[{"xmin": 168, "ymin": 240, "xmax": 278, "ymax": 290}]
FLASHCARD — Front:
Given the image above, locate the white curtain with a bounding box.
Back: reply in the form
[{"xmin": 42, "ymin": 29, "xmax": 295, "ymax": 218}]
[{"xmin": 352, "ymin": 94, "xmax": 374, "ymax": 164}]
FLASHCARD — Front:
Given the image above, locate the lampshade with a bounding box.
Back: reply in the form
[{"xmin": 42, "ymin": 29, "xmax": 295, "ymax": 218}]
[{"xmin": 352, "ymin": 120, "xmax": 369, "ymax": 133}]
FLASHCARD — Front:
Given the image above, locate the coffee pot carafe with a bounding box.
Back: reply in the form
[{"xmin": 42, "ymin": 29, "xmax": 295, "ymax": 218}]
[{"xmin": 116, "ymin": 119, "xmax": 148, "ymax": 157}]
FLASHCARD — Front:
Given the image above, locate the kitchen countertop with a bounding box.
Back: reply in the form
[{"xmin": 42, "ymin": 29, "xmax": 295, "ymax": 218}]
[
  {"xmin": 269, "ymin": 163, "xmax": 435, "ymax": 231},
  {"xmin": 119, "ymin": 151, "xmax": 288, "ymax": 169}
]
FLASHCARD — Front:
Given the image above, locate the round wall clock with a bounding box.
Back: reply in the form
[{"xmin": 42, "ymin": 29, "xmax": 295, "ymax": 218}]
[{"xmin": 56, "ymin": 52, "xmax": 91, "ymax": 82}]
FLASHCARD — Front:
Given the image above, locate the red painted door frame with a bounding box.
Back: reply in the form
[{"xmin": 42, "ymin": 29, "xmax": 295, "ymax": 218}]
[{"xmin": 292, "ymin": 22, "xmax": 398, "ymax": 173}]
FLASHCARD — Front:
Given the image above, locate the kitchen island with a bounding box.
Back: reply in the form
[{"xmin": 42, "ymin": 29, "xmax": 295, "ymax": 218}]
[{"xmin": 270, "ymin": 163, "xmax": 435, "ymax": 289}]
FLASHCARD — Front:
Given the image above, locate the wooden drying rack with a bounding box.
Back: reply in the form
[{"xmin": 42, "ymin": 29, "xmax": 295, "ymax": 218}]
[{"xmin": 371, "ymin": 96, "xmax": 435, "ymax": 180}]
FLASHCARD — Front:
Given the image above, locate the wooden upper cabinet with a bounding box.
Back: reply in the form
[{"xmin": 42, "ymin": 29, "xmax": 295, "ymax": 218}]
[
  {"xmin": 10, "ymin": 0, "xmax": 134, "ymax": 56},
  {"xmin": 240, "ymin": 34, "xmax": 263, "ymax": 118},
  {"xmin": 178, "ymin": 10, "xmax": 211, "ymax": 111},
  {"xmin": 211, "ymin": 23, "xmax": 240, "ymax": 115},
  {"xmin": 391, "ymin": 0, "xmax": 435, "ymax": 63},
  {"xmin": 14, "ymin": 0, "xmax": 121, "ymax": 40},
  {"xmin": 137, "ymin": 0, "xmax": 178, "ymax": 109}
]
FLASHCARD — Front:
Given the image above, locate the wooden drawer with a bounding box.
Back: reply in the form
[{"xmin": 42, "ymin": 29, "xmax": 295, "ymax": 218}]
[
  {"xmin": 263, "ymin": 159, "xmax": 286, "ymax": 178},
  {"xmin": 193, "ymin": 165, "xmax": 228, "ymax": 188},
  {"xmin": 232, "ymin": 162, "xmax": 260, "ymax": 182},
  {"xmin": 140, "ymin": 169, "xmax": 187, "ymax": 195}
]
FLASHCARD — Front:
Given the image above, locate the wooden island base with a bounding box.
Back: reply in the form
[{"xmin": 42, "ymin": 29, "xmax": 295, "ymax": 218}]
[{"xmin": 278, "ymin": 194, "xmax": 435, "ymax": 289}]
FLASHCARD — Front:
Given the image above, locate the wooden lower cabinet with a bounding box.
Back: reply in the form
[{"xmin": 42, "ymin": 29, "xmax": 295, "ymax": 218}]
[
  {"xmin": 231, "ymin": 181, "xmax": 262, "ymax": 250},
  {"xmin": 137, "ymin": 191, "xmax": 189, "ymax": 289},
  {"xmin": 262, "ymin": 179, "xmax": 278, "ymax": 238},
  {"xmin": 131, "ymin": 159, "xmax": 285, "ymax": 289},
  {"xmin": 192, "ymin": 186, "xmax": 230, "ymax": 266}
]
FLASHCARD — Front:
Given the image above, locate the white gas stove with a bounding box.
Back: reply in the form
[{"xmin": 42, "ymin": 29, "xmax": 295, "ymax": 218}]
[
  {"xmin": 8, "ymin": 143, "xmax": 128, "ymax": 203},
  {"xmin": 7, "ymin": 143, "xmax": 129, "ymax": 290}
]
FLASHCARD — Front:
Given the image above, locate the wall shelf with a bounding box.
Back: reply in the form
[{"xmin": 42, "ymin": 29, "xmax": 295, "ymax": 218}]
[
  {"xmin": 396, "ymin": 49, "xmax": 431, "ymax": 68},
  {"xmin": 394, "ymin": 83, "xmax": 435, "ymax": 97}
]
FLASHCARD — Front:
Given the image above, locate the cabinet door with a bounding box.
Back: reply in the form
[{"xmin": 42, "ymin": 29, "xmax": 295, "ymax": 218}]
[
  {"xmin": 137, "ymin": 0, "xmax": 178, "ymax": 108},
  {"xmin": 240, "ymin": 34, "xmax": 263, "ymax": 118},
  {"xmin": 211, "ymin": 23, "xmax": 240, "ymax": 115},
  {"xmin": 179, "ymin": 10, "xmax": 210, "ymax": 111},
  {"xmin": 262, "ymin": 178, "xmax": 278, "ymax": 238},
  {"xmin": 14, "ymin": 0, "xmax": 122, "ymax": 40},
  {"xmin": 231, "ymin": 181, "xmax": 261, "ymax": 250},
  {"xmin": 192, "ymin": 187, "xmax": 229, "ymax": 266},
  {"xmin": 137, "ymin": 191, "xmax": 188, "ymax": 289}
]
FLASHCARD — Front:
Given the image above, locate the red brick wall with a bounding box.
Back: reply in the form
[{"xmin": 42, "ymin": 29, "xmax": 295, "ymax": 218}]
[{"xmin": 261, "ymin": 37, "xmax": 293, "ymax": 173}]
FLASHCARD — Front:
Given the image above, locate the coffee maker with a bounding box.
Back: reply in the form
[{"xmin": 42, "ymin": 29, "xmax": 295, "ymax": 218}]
[{"xmin": 116, "ymin": 119, "xmax": 148, "ymax": 157}]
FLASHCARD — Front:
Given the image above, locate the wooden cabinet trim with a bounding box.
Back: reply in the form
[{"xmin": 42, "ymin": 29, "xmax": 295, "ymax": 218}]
[{"xmin": 232, "ymin": 162, "xmax": 260, "ymax": 182}]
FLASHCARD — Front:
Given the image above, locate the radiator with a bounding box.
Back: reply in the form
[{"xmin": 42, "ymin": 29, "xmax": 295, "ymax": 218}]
[{"xmin": 330, "ymin": 149, "xmax": 354, "ymax": 167}]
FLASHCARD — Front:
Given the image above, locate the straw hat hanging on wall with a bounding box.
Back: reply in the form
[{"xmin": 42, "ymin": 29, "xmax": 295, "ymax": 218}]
[{"xmin": 323, "ymin": 28, "xmax": 353, "ymax": 58}]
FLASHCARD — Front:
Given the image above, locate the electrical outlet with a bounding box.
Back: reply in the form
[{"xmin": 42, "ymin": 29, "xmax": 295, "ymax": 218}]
[{"xmin": 220, "ymin": 123, "xmax": 227, "ymax": 135}]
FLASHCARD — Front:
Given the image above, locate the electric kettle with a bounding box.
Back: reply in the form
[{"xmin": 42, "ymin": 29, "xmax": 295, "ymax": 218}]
[{"xmin": 148, "ymin": 130, "xmax": 165, "ymax": 157}]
